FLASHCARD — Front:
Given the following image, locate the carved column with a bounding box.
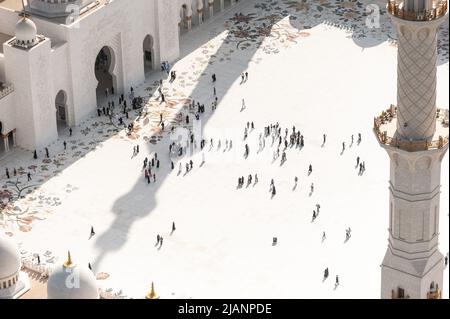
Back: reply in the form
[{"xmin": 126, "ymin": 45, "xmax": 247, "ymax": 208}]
[{"xmin": 394, "ymin": 16, "xmax": 442, "ymax": 140}]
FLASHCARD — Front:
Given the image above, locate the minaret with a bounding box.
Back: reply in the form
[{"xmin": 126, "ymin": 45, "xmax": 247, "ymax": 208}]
[{"xmin": 374, "ymin": 0, "xmax": 449, "ymax": 299}]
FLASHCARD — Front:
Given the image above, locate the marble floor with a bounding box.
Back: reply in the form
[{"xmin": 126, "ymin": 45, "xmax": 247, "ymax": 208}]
[{"xmin": 0, "ymin": 0, "xmax": 448, "ymax": 299}]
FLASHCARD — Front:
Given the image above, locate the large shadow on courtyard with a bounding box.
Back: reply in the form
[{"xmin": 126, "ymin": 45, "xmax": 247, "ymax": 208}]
[
  {"xmin": 95, "ymin": 0, "xmax": 448, "ymax": 267},
  {"xmin": 91, "ymin": 0, "xmax": 449, "ymax": 270},
  {"xmin": 1, "ymin": 0, "xmax": 447, "ymax": 270}
]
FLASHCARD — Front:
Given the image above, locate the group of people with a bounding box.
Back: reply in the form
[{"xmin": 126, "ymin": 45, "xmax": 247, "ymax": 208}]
[
  {"xmin": 155, "ymin": 222, "xmax": 176, "ymax": 249},
  {"xmin": 240, "ymin": 71, "xmax": 249, "ymax": 84},
  {"xmin": 237, "ymin": 174, "xmax": 258, "ymax": 188},
  {"xmin": 161, "ymin": 61, "xmax": 171, "ymax": 73},
  {"xmin": 143, "ymin": 152, "xmax": 159, "ymax": 184}
]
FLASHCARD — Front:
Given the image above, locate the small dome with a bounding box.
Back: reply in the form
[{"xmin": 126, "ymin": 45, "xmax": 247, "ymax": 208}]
[
  {"xmin": 47, "ymin": 252, "xmax": 99, "ymax": 299},
  {"xmin": 15, "ymin": 17, "xmax": 37, "ymax": 43},
  {"xmin": 0, "ymin": 234, "xmax": 21, "ymax": 280}
]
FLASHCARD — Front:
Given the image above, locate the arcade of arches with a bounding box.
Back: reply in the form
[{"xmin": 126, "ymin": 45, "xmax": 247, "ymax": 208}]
[
  {"xmin": 2, "ymin": 0, "xmax": 243, "ymax": 156},
  {"xmin": 179, "ymin": 0, "xmax": 234, "ymax": 35}
]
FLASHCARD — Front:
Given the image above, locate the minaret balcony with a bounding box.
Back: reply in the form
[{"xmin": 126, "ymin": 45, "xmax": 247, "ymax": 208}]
[
  {"xmin": 387, "ymin": 0, "xmax": 448, "ymax": 21},
  {"xmin": 374, "ymin": 105, "xmax": 449, "ymax": 152},
  {"xmin": 0, "ymin": 82, "xmax": 14, "ymax": 100}
]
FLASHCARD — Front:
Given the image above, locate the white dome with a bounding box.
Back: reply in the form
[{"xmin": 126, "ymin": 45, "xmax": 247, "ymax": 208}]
[
  {"xmin": 0, "ymin": 234, "xmax": 21, "ymax": 280},
  {"xmin": 47, "ymin": 253, "xmax": 99, "ymax": 299},
  {"xmin": 15, "ymin": 17, "xmax": 37, "ymax": 43}
]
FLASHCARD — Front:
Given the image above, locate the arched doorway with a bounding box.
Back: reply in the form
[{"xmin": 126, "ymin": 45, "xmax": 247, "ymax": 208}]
[
  {"xmin": 95, "ymin": 46, "xmax": 116, "ymax": 106},
  {"xmin": 55, "ymin": 90, "xmax": 68, "ymax": 134},
  {"xmin": 143, "ymin": 35, "xmax": 154, "ymax": 76}
]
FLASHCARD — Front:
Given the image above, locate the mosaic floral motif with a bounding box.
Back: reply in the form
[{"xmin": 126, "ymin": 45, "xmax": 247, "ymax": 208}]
[
  {"xmin": 96, "ymin": 272, "xmax": 110, "ymax": 280},
  {"xmin": 213, "ymin": 0, "xmax": 448, "ymax": 63},
  {"xmin": 0, "ymin": 188, "xmax": 60, "ymax": 232},
  {"xmin": 0, "ymin": 120, "xmax": 115, "ymax": 230}
]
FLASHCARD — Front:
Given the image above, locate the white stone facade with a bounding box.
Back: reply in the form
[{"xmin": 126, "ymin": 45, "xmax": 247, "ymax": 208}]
[
  {"xmin": 0, "ymin": 0, "xmax": 241, "ymax": 153},
  {"xmin": 380, "ymin": 145, "xmax": 447, "ymax": 299},
  {"xmin": 379, "ymin": 0, "xmax": 448, "ymax": 299},
  {"xmin": 394, "ymin": 16, "xmax": 442, "ymax": 140}
]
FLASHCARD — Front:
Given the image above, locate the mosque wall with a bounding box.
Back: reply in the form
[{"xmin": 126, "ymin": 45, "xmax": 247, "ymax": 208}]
[
  {"xmin": 4, "ymin": 45, "xmax": 37, "ymax": 149},
  {"xmin": 0, "ymin": 0, "xmax": 237, "ymax": 150},
  {"xmin": 0, "ymin": 54, "xmax": 5, "ymax": 82},
  {"xmin": 0, "ymin": 9, "xmax": 18, "ymax": 37},
  {"xmin": 49, "ymin": 42, "xmax": 74, "ymax": 127},
  {"xmin": 66, "ymin": 0, "xmax": 164, "ymax": 125},
  {"xmin": 4, "ymin": 38, "xmax": 56, "ymax": 150},
  {"xmin": 155, "ymin": 0, "xmax": 181, "ymax": 64}
]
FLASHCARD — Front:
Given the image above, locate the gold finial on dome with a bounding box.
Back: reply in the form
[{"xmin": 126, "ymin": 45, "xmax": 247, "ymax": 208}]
[
  {"xmin": 63, "ymin": 251, "xmax": 75, "ymax": 268},
  {"xmin": 145, "ymin": 282, "xmax": 159, "ymax": 299},
  {"xmin": 19, "ymin": 0, "xmax": 28, "ymax": 18}
]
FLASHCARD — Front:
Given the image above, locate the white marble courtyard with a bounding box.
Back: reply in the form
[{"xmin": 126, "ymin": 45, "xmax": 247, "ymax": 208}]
[{"xmin": 1, "ymin": 0, "xmax": 449, "ymax": 298}]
